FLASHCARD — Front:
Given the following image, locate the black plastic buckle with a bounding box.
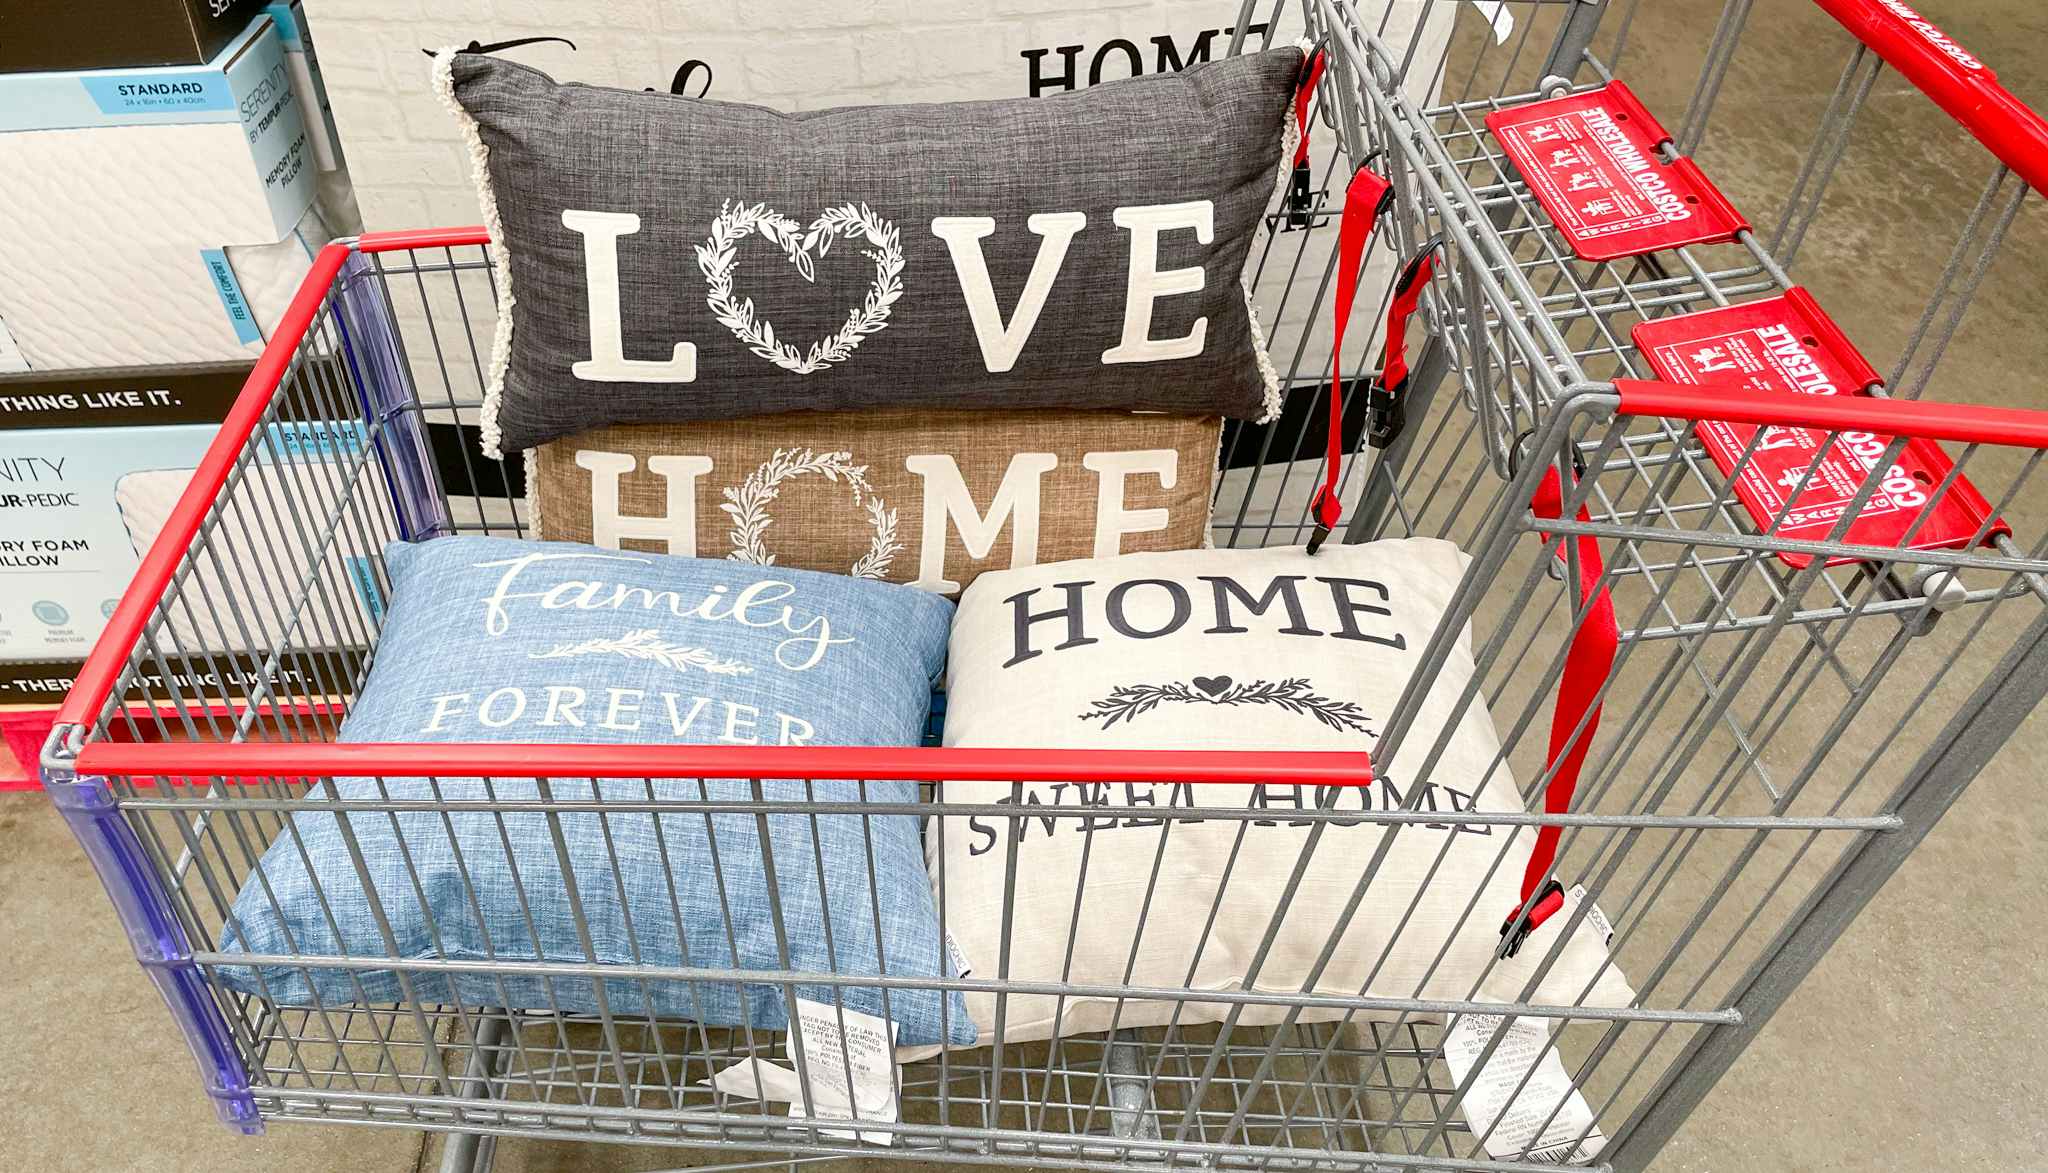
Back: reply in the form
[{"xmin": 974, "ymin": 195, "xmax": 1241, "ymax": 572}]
[
  {"xmin": 1498, "ymin": 879, "xmax": 1567, "ymax": 959},
  {"xmin": 1286, "ymin": 162, "xmax": 1317, "ymax": 230},
  {"xmin": 1365, "ymin": 378, "xmax": 1406, "ymax": 450},
  {"xmin": 1306, "ymin": 487, "xmax": 1334, "ymax": 556}
]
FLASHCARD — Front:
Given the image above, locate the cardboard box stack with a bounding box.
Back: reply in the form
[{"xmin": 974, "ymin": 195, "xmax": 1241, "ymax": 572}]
[{"xmin": 0, "ymin": 1, "xmax": 363, "ymax": 785}]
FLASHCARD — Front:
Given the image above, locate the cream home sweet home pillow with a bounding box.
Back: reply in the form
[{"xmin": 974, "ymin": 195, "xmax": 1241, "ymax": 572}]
[{"xmin": 933, "ymin": 539, "xmax": 1633, "ymax": 1046}]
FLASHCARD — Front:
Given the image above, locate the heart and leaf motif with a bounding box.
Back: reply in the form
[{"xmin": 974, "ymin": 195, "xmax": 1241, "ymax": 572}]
[
  {"xmin": 1079, "ymin": 676, "xmax": 1371, "ymax": 733},
  {"xmin": 694, "ymin": 200, "xmax": 904, "ymax": 375}
]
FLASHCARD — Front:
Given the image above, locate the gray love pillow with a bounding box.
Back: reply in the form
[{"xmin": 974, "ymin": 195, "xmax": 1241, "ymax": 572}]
[{"xmin": 433, "ymin": 47, "xmax": 1304, "ymax": 458}]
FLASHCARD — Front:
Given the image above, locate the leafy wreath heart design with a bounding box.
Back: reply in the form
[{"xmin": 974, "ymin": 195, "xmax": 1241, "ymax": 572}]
[
  {"xmin": 693, "ymin": 200, "xmax": 903, "ymax": 374},
  {"xmin": 1078, "ymin": 676, "xmax": 1371, "ymax": 733},
  {"xmin": 720, "ymin": 447, "xmax": 904, "ymax": 580}
]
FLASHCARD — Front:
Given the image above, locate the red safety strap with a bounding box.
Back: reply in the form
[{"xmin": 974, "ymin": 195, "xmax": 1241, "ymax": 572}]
[
  {"xmin": 1499, "ymin": 465, "xmax": 1620, "ymax": 958},
  {"xmin": 1303, "ymin": 161, "xmax": 1614, "ymax": 955},
  {"xmin": 1377, "ymin": 247, "xmax": 1437, "ymax": 403},
  {"xmin": 1293, "ymin": 48, "xmax": 1327, "ymax": 167},
  {"xmin": 1306, "ymin": 166, "xmax": 1393, "ymax": 553}
]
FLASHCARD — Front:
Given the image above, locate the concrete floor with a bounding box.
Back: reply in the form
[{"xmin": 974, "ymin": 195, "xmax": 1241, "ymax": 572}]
[{"xmin": 6, "ymin": 1, "xmax": 2048, "ymax": 1170}]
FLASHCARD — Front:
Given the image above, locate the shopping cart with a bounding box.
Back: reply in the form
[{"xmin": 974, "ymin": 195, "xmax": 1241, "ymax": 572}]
[{"xmin": 39, "ymin": 1, "xmax": 2048, "ymax": 1170}]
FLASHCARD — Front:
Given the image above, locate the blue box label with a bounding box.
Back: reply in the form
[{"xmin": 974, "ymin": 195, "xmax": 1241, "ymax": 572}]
[
  {"xmin": 199, "ymin": 250, "xmax": 263, "ymax": 345},
  {"xmin": 264, "ymin": 419, "xmax": 366, "ymax": 460},
  {"xmin": 0, "ymin": 18, "xmax": 272, "ymax": 133},
  {"xmin": 0, "ymin": 17, "xmax": 314, "ymax": 237},
  {"xmin": 78, "ymin": 73, "xmax": 235, "ymax": 117},
  {"xmin": 346, "ymin": 555, "xmax": 387, "ymax": 623},
  {"xmin": 0, "ymin": 424, "xmax": 221, "ymax": 661},
  {"xmin": 264, "ymin": 2, "xmax": 305, "ymax": 50}
]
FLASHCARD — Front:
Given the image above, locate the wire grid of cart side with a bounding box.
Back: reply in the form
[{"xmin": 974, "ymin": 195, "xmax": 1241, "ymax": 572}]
[
  {"xmin": 1310, "ymin": 0, "xmax": 2048, "ymax": 1157},
  {"xmin": 36, "ymin": 3, "xmax": 2048, "ymax": 1172},
  {"xmin": 1324, "ymin": 0, "xmax": 2046, "ymax": 483}
]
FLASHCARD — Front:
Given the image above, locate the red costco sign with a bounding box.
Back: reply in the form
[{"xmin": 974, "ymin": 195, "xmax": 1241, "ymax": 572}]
[
  {"xmin": 1486, "ymin": 81, "xmax": 1747, "ymax": 261},
  {"xmin": 1631, "ymin": 290, "xmax": 2004, "ymax": 567}
]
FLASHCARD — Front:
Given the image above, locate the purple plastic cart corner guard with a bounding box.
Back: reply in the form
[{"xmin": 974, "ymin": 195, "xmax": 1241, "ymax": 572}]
[
  {"xmin": 335, "ymin": 249, "xmax": 453, "ymax": 543},
  {"xmin": 41, "ymin": 732, "xmax": 263, "ymax": 1136}
]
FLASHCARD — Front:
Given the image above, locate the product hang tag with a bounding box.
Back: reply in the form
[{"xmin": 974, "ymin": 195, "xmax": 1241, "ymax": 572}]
[
  {"xmin": 1440, "ymin": 1014, "xmax": 1606, "ymax": 1165},
  {"xmin": 705, "ymin": 997, "xmax": 900, "ymax": 1145},
  {"xmin": 1467, "ymin": 1, "xmax": 1516, "ymax": 43}
]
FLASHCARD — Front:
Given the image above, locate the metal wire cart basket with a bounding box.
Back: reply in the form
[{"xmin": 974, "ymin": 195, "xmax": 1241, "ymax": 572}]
[{"xmin": 40, "ymin": 1, "xmax": 2048, "ymax": 1170}]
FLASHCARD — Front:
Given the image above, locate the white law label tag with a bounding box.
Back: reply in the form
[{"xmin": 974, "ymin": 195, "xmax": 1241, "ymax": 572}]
[
  {"xmin": 1568, "ymin": 884, "xmax": 1615, "ymax": 945},
  {"xmin": 1441, "ymin": 1014, "xmax": 1606, "ymax": 1165},
  {"xmin": 944, "ymin": 930, "xmax": 973, "ymax": 978},
  {"xmin": 1468, "ymin": 1, "xmax": 1517, "ymax": 44},
  {"xmin": 704, "ymin": 998, "xmax": 900, "ymax": 1145}
]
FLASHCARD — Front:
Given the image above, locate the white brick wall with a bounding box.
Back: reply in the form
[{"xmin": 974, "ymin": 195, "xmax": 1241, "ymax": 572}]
[{"xmin": 300, "ymin": 0, "xmax": 1372, "ymax": 229}]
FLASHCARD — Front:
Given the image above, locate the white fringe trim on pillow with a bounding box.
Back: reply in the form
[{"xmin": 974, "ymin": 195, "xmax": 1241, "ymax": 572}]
[
  {"xmin": 1201, "ymin": 414, "xmax": 1226, "ymax": 549},
  {"xmin": 1239, "ymin": 38, "xmax": 1314, "ymax": 426},
  {"xmin": 431, "ymin": 49, "xmax": 517, "ymax": 462},
  {"xmin": 523, "ymin": 447, "xmax": 542, "ymax": 536},
  {"xmin": 1241, "ymin": 276, "xmax": 1285, "ymax": 424},
  {"xmin": 1269, "ymin": 37, "xmax": 1315, "ymax": 210}
]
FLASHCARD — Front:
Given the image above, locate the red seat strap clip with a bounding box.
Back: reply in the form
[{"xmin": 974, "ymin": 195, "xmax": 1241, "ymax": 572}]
[
  {"xmin": 1285, "ymin": 47, "xmax": 1331, "ymax": 228},
  {"xmin": 1364, "ymin": 240, "xmax": 1440, "ymax": 452},
  {"xmin": 1499, "ymin": 465, "xmax": 1620, "ymax": 958},
  {"xmin": 1293, "ymin": 47, "xmax": 1327, "ymax": 168}
]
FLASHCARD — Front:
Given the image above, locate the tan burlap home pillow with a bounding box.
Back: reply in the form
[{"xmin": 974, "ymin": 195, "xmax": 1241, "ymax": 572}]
[{"xmin": 532, "ymin": 408, "xmax": 1220, "ymax": 595}]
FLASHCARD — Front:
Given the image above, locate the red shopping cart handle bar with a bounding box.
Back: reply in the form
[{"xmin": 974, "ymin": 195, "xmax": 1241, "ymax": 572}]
[
  {"xmin": 1614, "ymin": 379, "xmax": 2048, "ymax": 449},
  {"xmin": 74, "ymin": 740, "xmax": 1375, "ymax": 787},
  {"xmin": 1814, "ymin": 0, "xmax": 2048, "ymax": 194}
]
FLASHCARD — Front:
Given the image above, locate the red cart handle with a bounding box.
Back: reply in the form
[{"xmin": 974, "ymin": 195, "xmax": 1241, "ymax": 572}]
[
  {"xmin": 1504, "ymin": 366, "xmax": 2048, "ymax": 953},
  {"xmin": 1813, "ymin": 0, "xmax": 2048, "ymax": 192}
]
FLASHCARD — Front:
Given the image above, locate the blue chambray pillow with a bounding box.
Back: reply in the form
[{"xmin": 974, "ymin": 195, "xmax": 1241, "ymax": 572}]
[{"xmin": 219, "ymin": 535, "xmax": 973, "ymax": 1047}]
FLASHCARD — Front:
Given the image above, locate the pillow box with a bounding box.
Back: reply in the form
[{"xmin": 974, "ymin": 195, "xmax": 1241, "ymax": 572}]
[
  {"xmin": 930, "ymin": 540, "xmax": 1634, "ymax": 1047},
  {"xmin": 532, "ymin": 408, "xmax": 1223, "ymax": 596},
  {"xmin": 115, "ymin": 456, "xmax": 397, "ymax": 655},
  {"xmin": 218, "ymin": 535, "xmax": 975, "ymax": 1048},
  {"xmin": 432, "ymin": 46, "xmax": 1305, "ymax": 457}
]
